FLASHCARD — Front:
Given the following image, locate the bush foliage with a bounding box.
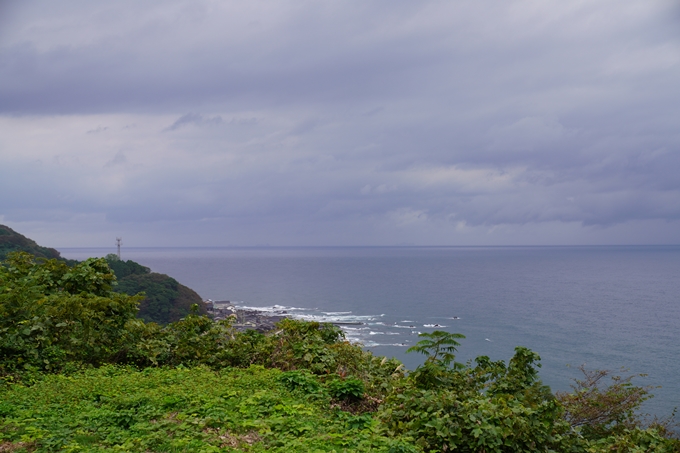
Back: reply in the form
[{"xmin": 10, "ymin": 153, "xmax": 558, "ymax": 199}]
[{"xmin": 1, "ymin": 252, "xmax": 678, "ymax": 452}]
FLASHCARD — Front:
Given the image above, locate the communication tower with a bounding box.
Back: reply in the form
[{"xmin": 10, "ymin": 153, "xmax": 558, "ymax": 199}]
[{"xmin": 116, "ymin": 237, "xmax": 122, "ymax": 259}]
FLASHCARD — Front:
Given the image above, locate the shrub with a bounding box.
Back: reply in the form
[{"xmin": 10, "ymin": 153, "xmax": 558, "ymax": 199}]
[
  {"xmin": 555, "ymin": 365, "xmax": 667, "ymax": 439},
  {"xmin": 328, "ymin": 378, "xmax": 365, "ymax": 402},
  {"xmin": 278, "ymin": 370, "xmax": 321, "ymax": 394},
  {"xmin": 0, "ymin": 252, "xmax": 141, "ymax": 375},
  {"xmin": 380, "ymin": 332, "xmax": 573, "ymax": 452}
]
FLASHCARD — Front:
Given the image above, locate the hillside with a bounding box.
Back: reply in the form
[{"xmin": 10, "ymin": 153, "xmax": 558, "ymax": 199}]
[
  {"xmin": 0, "ymin": 224, "xmax": 207, "ymax": 324},
  {"xmin": 105, "ymin": 254, "xmax": 208, "ymax": 324},
  {"xmin": 0, "ymin": 224, "xmax": 64, "ymax": 261}
]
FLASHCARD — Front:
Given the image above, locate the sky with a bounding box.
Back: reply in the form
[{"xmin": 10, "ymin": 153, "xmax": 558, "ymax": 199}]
[{"xmin": 1, "ymin": 0, "xmax": 680, "ymax": 247}]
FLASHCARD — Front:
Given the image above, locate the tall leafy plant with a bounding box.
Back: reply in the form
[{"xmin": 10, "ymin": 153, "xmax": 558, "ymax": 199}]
[{"xmin": 406, "ymin": 331, "xmax": 465, "ymax": 389}]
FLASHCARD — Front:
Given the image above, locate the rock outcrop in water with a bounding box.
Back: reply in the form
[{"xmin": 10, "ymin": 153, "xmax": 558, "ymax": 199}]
[{"xmin": 206, "ymin": 300, "xmax": 288, "ymax": 332}]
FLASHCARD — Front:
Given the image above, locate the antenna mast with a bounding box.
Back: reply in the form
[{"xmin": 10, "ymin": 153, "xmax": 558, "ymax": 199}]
[{"xmin": 116, "ymin": 237, "xmax": 122, "ymax": 259}]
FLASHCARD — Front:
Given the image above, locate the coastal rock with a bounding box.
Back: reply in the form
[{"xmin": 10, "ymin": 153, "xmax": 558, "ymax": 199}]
[{"xmin": 206, "ymin": 300, "xmax": 288, "ymax": 333}]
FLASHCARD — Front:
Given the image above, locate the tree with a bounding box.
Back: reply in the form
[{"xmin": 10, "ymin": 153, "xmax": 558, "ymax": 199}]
[
  {"xmin": 0, "ymin": 252, "xmax": 141, "ymax": 375},
  {"xmin": 556, "ymin": 365, "xmax": 655, "ymax": 437}
]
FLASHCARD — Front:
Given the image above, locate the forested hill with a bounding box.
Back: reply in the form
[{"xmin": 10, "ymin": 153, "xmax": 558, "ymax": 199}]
[
  {"xmin": 0, "ymin": 224, "xmax": 207, "ymax": 324},
  {"xmin": 0, "ymin": 224, "xmax": 64, "ymax": 262},
  {"xmin": 105, "ymin": 254, "xmax": 208, "ymax": 324}
]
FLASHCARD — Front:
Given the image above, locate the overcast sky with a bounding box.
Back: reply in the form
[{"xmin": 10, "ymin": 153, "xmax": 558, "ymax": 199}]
[{"xmin": 1, "ymin": 0, "xmax": 680, "ymax": 247}]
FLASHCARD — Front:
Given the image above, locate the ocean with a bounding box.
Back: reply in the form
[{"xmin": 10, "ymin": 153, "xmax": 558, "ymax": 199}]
[{"xmin": 59, "ymin": 245, "xmax": 680, "ymax": 417}]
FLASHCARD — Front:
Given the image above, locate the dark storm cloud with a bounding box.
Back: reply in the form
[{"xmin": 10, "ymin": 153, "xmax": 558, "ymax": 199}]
[{"xmin": 1, "ymin": 0, "xmax": 680, "ymax": 245}]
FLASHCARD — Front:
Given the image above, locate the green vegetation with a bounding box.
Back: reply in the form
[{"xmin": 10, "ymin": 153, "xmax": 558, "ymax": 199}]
[
  {"xmin": 105, "ymin": 254, "xmax": 207, "ymax": 324},
  {"xmin": 1, "ymin": 251, "xmax": 678, "ymax": 452},
  {"xmin": 0, "ymin": 225, "xmax": 207, "ymax": 325},
  {"xmin": 0, "ymin": 225, "xmax": 69, "ymax": 263},
  {"xmin": 0, "ymin": 366, "xmax": 414, "ymax": 452}
]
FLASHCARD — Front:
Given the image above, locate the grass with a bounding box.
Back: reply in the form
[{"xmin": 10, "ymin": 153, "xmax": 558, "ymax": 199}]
[{"xmin": 0, "ymin": 365, "xmax": 413, "ymax": 452}]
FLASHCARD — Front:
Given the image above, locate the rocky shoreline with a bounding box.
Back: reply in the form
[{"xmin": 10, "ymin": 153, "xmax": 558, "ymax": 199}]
[
  {"xmin": 206, "ymin": 300, "xmax": 290, "ymax": 332},
  {"xmin": 205, "ymin": 300, "xmax": 365, "ymax": 333}
]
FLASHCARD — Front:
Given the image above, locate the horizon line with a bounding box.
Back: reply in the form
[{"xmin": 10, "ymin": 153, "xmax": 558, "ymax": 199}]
[{"xmin": 56, "ymin": 244, "xmax": 680, "ymax": 249}]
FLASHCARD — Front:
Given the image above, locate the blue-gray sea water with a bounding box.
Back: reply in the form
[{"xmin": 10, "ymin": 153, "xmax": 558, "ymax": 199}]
[{"xmin": 60, "ymin": 246, "xmax": 680, "ymax": 417}]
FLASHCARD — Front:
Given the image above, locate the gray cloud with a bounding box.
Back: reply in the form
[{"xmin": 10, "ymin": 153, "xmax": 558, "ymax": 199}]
[
  {"xmin": 104, "ymin": 151, "xmax": 127, "ymax": 167},
  {"xmin": 1, "ymin": 0, "xmax": 679, "ymax": 246},
  {"xmin": 87, "ymin": 126, "xmax": 108, "ymax": 134},
  {"xmin": 164, "ymin": 113, "xmax": 223, "ymax": 131}
]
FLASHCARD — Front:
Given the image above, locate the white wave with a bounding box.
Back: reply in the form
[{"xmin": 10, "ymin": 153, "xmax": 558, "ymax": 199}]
[
  {"xmin": 361, "ymin": 341, "xmax": 411, "ymax": 347},
  {"xmin": 235, "ymin": 304, "xmax": 307, "ymax": 313},
  {"xmin": 342, "ymin": 328, "xmax": 363, "ymax": 334},
  {"xmin": 295, "ymin": 314, "xmax": 378, "ymax": 323},
  {"xmin": 233, "ymin": 304, "xmax": 388, "ymax": 333}
]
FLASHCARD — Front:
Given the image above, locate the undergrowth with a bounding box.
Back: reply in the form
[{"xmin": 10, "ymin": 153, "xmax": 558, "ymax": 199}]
[
  {"xmin": 1, "ymin": 252, "xmax": 678, "ymax": 452},
  {"xmin": 0, "ymin": 365, "xmax": 414, "ymax": 452}
]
